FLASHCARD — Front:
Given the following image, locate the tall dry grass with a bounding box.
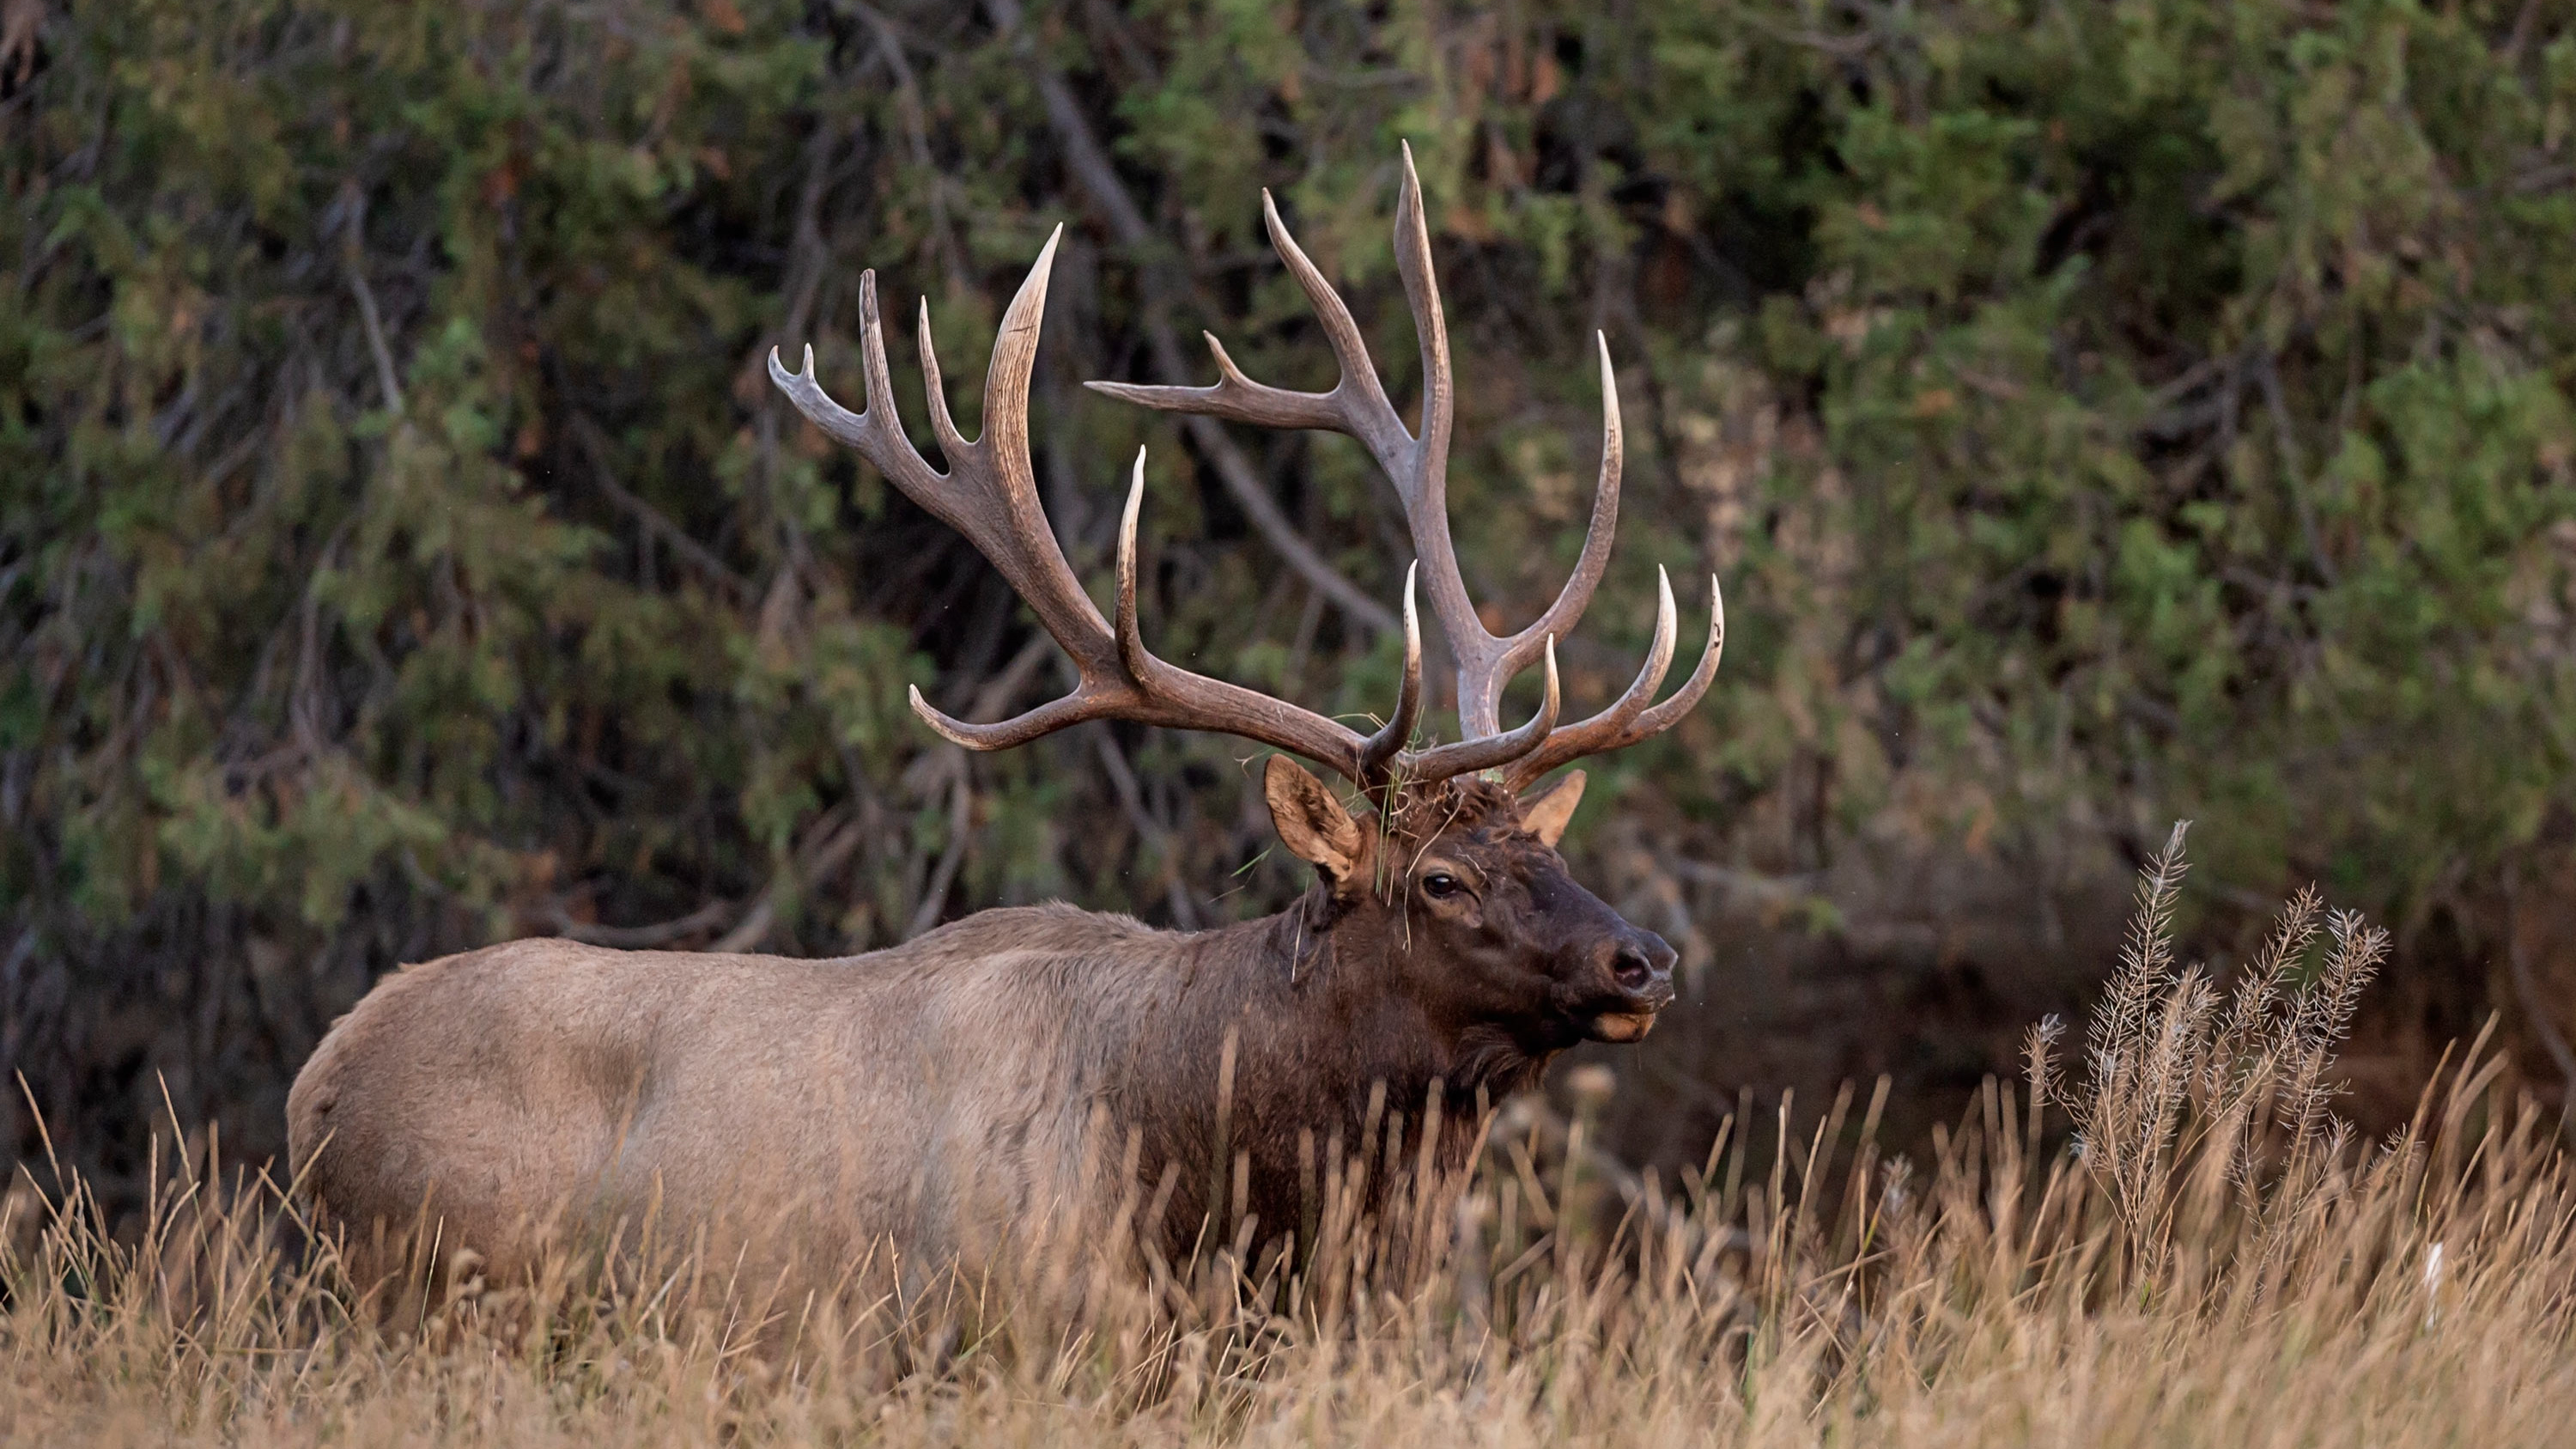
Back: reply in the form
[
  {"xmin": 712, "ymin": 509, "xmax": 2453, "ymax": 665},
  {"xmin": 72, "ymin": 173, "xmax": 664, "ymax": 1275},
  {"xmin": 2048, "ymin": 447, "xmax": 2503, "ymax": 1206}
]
[{"xmin": 6, "ymin": 825, "xmax": 2574, "ymax": 1446}]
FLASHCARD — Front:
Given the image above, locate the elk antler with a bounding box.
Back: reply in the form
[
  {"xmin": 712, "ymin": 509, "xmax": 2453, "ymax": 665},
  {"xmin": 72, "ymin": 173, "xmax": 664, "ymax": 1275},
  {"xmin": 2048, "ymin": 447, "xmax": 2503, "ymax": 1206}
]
[
  {"xmin": 1089, "ymin": 144, "xmax": 1722, "ymax": 787},
  {"xmin": 768, "ymin": 225, "xmax": 1558, "ymax": 796}
]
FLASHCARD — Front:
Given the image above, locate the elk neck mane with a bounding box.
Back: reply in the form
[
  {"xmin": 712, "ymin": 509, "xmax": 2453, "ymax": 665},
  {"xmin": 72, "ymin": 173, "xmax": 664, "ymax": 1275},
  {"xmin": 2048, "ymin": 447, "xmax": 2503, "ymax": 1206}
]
[{"xmin": 888, "ymin": 776, "xmax": 1549, "ymax": 1233}]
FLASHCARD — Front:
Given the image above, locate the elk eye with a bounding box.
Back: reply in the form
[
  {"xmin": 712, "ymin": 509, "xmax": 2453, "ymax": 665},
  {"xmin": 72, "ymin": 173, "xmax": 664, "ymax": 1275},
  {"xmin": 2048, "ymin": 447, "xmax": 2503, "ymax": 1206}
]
[{"xmin": 1420, "ymin": 872, "xmax": 1462, "ymax": 899}]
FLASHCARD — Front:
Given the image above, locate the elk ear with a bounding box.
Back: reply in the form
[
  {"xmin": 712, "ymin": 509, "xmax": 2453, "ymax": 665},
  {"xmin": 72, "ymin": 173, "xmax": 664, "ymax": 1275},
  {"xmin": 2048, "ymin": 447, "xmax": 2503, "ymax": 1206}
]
[
  {"xmin": 1264, "ymin": 756, "xmax": 1364, "ymax": 883},
  {"xmin": 1517, "ymin": 769, "xmax": 1587, "ymax": 848}
]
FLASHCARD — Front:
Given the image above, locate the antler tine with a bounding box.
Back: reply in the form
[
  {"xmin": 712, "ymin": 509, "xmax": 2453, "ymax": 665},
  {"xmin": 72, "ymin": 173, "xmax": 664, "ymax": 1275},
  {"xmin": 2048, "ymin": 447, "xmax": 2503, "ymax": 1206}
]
[
  {"xmin": 1382, "ymin": 143, "xmax": 1499, "ymax": 729},
  {"xmin": 1498, "ymin": 567, "xmax": 1675, "ymax": 791},
  {"xmin": 1113, "ymin": 447, "xmax": 1151, "ymax": 685},
  {"xmin": 1353, "ymin": 563, "xmax": 1425, "ymax": 791},
  {"xmin": 780, "ymin": 235, "xmax": 1401, "ymax": 783},
  {"xmin": 1100, "ymin": 330, "xmax": 1334, "ymax": 435},
  {"xmin": 1494, "ymin": 332, "xmax": 1622, "ymax": 680},
  {"xmin": 916, "ymin": 295, "xmax": 971, "ymax": 467},
  {"xmin": 1630, "ymin": 574, "xmax": 1725, "ymax": 735},
  {"xmin": 773, "ymin": 232, "xmax": 1112, "ymax": 671},
  {"xmin": 1109, "ymin": 452, "xmax": 1442, "ymax": 784},
  {"xmin": 1502, "ymin": 575, "xmax": 1724, "ymax": 793},
  {"xmin": 1083, "ymin": 150, "xmax": 1537, "ymax": 767},
  {"xmin": 767, "ymin": 284, "xmax": 942, "ymax": 505},
  {"xmin": 1388, "ymin": 140, "xmax": 1455, "ymax": 508},
  {"xmin": 1262, "ymin": 184, "xmax": 1417, "ymax": 472},
  {"xmin": 908, "ymin": 680, "xmax": 1103, "ymax": 752},
  {"xmin": 1073, "ymin": 151, "xmax": 1698, "ymax": 784},
  {"xmin": 1082, "ymin": 189, "xmax": 1413, "ymax": 472},
  {"xmin": 1398, "ymin": 636, "xmax": 1559, "ymax": 784},
  {"xmin": 1082, "ymin": 326, "xmax": 1335, "ymax": 436}
]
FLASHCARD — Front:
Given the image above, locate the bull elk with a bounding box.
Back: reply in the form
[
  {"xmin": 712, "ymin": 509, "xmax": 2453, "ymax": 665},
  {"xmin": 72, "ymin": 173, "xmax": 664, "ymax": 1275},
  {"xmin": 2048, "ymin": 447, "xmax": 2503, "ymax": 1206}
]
[{"xmin": 288, "ymin": 151, "xmax": 1722, "ymax": 1303}]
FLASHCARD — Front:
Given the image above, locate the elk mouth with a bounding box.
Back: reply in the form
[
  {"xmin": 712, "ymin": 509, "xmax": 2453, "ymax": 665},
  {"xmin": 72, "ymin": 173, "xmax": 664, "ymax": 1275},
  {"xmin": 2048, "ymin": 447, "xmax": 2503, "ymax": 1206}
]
[
  {"xmin": 1585, "ymin": 1009, "xmax": 1661, "ymax": 1044},
  {"xmin": 1583, "ymin": 944, "xmax": 1674, "ymax": 1043}
]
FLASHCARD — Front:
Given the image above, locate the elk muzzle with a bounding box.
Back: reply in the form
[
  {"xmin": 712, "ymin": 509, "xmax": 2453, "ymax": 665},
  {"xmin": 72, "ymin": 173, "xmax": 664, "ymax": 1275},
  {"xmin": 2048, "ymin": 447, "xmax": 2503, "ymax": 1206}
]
[{"xmin": 1583, "ymin": 930, "xmax": 1678, "ymax": 1043}]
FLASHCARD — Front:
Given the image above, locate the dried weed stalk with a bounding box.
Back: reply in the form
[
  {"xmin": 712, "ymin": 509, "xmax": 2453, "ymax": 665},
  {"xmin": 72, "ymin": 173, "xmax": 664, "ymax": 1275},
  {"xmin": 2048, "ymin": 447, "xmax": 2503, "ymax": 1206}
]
[{"xmin": 1, "ymin": 833, "xmax": 2564, "ymax": 1446}]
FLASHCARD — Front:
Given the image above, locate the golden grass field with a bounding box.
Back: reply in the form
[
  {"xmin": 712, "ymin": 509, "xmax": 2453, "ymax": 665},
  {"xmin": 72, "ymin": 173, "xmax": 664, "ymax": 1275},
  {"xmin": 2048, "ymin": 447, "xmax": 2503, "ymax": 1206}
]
[{"xmin": 7, "ymin": 831, "xmax": 2574, "ymax": 1447}]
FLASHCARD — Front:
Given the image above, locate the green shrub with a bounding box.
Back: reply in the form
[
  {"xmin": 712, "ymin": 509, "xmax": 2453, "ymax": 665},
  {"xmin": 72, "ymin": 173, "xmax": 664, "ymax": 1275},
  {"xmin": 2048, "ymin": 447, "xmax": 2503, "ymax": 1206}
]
[{"xmin": 5, "ymin": 0, "xmax": 2572, "ymax": 1186}]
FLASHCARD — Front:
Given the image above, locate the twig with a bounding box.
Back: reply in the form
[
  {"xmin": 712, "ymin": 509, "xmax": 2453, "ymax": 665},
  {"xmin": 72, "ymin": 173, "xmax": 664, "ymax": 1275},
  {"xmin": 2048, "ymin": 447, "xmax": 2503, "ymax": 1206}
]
[
  {"xmin": 2140, "ymin": 351, "xmax": 2233, "ymax": 412},
  {"xmin": 899, "ymin": 634, "xmax": 1057, "ymax": 941},
  {"xmin": 1091, "ymin": 723, "xmax": 1201, "ymax": 929},
  {"xmin": 338, "ymin": 182, "xmax": 404, "ymax": 417},
  {"xmin": 347, "ymin": 271, "xmax": 402, "ymax": 418},
  {"xmin": 843, "ymin": 1, "xmax": 964, "ymax": 289},
  {"xmin": 949, "ymin": 631, "xmax": 1055, "ymax": 722},
  {"xmin": 551, "ymin": 900, "xmax": 734, "ymax": 948},
  {"xmin": 712, "ymin": 892, "xmax": 776, "ymax": 955},
  {"xmin": 570, "ymin": 417, "xmax": 756, "ymax": 602},
  {"xmin": 2254, "ymin": 351, "xmax": 2337, "ymax": 586},
  {"xmin": 2508, "ymin": 161, "xmax": 2576, "ymax": 196},
  {"xmin": 714, "ymin": 807, "xmax": 871, "ymax": 954},
  {"xmin": 2505, "ymin": 0, "xmax": 2545, "ymax": 68},
  {"xmin": 1667, "ymin": 856, "xmax": 1826, "ymax": 900},
  {"xmin": 1737, "ymin": 9, "xmax": 1881, "ymax": 58},
  {"xmin": 904, "ymin": 769, "xmax": 973, "ymax": 941},
  {"xmin": 2503, "ymin": 868, "xmax": 2576, "ymax": 1142},
  {"xmin": 736, "ymin": 94, "xmax": 843, "ymax": 408}
]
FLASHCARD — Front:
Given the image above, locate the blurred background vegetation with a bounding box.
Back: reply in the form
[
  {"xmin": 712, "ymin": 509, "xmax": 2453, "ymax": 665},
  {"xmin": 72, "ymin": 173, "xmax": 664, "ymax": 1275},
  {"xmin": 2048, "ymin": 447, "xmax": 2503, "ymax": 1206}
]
[{"xmin": 8, "ymin": 0, "xmax": 2576, "ymax": 1202}]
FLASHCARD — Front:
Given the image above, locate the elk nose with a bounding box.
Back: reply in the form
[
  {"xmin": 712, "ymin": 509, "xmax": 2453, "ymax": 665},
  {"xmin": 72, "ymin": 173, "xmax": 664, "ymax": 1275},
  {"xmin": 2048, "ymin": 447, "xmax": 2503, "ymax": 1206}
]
[{"xmin": 1606, "ymin": 932, "xmax": 1677, "ymax": 1005}]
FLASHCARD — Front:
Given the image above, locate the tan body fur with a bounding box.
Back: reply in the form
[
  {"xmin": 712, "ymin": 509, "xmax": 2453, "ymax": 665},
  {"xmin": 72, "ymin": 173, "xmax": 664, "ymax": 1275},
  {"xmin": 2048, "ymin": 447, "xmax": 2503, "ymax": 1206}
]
[
  {"xmin": 285, "ymin": 855, "xmax": 1619, "ymax": 1301},
  {"xmin": 292, "ymin": 906, "xmax": 1224, "ymax": 1294}
]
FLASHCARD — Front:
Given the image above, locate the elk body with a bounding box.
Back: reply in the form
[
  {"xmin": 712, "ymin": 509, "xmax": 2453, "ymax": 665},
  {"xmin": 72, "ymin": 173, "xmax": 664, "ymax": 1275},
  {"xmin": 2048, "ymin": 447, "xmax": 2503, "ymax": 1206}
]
[{"xmin": 288, "ymin": 153, "xmax": 1722, "ymax": 1302}]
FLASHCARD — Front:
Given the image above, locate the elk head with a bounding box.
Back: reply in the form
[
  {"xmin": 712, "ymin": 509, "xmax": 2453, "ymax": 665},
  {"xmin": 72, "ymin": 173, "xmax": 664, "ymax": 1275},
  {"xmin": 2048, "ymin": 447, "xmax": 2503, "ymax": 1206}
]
[
  {"xmin": 1265, "ymin": 758, "xmax": 1678, "ymax": 1053},
  {"xmin": 769, "ymin": 146, "xmax": 1722, "ymax": 1050}
]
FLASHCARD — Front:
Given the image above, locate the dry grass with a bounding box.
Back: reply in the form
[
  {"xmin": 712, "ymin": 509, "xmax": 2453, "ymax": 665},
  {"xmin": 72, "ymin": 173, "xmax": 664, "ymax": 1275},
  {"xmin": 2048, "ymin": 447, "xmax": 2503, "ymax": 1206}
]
[{"xmin": 7, "ymin": 826, "xmax": 2574, "ymax": 1446}]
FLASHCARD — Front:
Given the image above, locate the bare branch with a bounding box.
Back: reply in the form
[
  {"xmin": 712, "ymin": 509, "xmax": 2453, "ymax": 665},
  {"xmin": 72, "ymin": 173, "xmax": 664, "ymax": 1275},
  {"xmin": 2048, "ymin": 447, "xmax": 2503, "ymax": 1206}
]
[
  {"xmin": 551, "ymin": 900, "xmax": 732, "ymax": 949},
  {"xmin": 569, "ymin": 417, "xmax": 755, "ymax": 602},
  {"xmin": 337, "ymin": 181, "xmax": 403, "ymax": 417}
]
